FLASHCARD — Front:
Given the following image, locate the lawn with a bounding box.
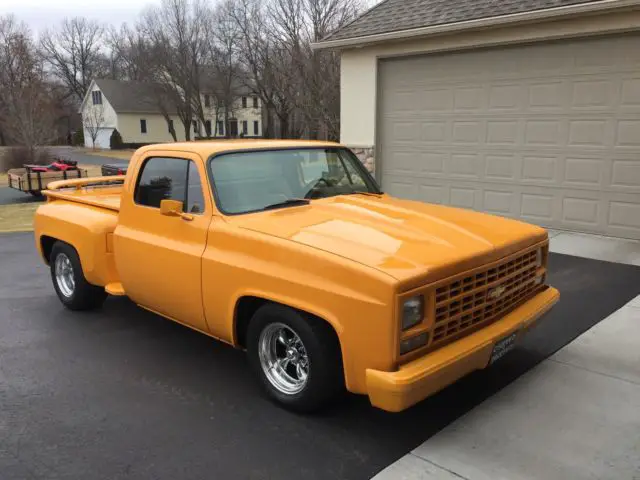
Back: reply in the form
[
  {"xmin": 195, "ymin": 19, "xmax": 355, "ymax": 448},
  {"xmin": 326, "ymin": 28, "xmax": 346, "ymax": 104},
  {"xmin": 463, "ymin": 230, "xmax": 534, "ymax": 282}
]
[
  {"xmin": 0, "ymin": 202, "xmax": 40, "ymax": 233},
  {"xmin": 80, "ymin": 148, "xmax": 134, "ymax": 160}
]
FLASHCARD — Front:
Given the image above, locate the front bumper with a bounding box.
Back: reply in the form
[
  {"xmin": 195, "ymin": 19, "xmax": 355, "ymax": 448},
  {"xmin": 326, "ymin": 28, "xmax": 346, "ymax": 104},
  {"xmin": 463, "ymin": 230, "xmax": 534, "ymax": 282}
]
[{"xmin": 366, "ymin": 286, "xmax": 560, "ymax": 412}]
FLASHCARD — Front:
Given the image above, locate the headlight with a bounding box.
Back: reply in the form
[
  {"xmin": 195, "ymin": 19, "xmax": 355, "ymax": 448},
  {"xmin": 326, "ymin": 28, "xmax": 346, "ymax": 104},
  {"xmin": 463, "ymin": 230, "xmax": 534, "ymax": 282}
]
[
  {"xmin": 402, "ymin": 295, "xmax": 423, "ymax": 330},
  {"xmin": 535, "ymin": 248, "xmax": 543, "ymax": 267}
]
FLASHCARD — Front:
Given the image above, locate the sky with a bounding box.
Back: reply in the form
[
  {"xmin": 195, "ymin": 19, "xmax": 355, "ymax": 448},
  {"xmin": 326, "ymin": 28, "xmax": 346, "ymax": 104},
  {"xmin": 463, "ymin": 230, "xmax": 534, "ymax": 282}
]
[
  {"xmin": 1, "ymin": 0, "xmax": 380, "ymax": 35},
  {"xmin": 0, "ymin": 0, "xmax": 162, "ymax": 33}
]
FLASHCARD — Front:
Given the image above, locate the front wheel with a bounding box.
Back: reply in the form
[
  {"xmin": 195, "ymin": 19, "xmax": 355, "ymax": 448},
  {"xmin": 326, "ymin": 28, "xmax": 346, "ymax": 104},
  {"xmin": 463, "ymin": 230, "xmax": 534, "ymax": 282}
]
[
  {"xmin": 247, "ymin": 304, "xmax": 344, "ymax": 412},
  {"xmin": 50, "ymin": 241, "xmax": 107, "ymax": 311}
]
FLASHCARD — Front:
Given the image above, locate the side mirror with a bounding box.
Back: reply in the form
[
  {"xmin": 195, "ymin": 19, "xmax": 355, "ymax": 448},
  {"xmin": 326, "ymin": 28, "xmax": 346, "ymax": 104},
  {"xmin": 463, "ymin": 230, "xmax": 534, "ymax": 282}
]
[
  {"xmin": 160, "ymin": 199, "xmax": 184, "ymax": 216},
  {"xmin": 160, "ymin": 199, "xmax": 193, "ymax": 221}
]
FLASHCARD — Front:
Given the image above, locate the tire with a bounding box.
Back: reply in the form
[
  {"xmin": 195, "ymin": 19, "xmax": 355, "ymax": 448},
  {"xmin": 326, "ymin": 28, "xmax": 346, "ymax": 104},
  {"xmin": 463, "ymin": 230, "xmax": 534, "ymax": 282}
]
[
  {"xmin": 247, "ymin": 303, "xmax": 344, "ymax": 412},
  {"xmin": 50, "ymin": 241, "xmax": 107, "ymax": 311}
]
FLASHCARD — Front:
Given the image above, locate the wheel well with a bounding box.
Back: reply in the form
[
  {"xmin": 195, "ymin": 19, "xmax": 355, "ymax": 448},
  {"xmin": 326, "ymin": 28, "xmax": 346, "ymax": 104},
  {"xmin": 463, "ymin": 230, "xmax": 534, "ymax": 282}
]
[
  {"xmin": 40, "ymin": 235, "xmax": 57, "ymax": 264},
  {"xmin": 234, "ymin": 297, "xmax": 343, "ymax": 370}
]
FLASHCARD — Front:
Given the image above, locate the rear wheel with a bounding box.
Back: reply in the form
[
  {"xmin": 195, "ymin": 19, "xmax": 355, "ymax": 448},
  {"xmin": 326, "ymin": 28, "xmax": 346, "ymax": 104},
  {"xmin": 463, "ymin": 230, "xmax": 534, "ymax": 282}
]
[
  {"xmin": 50, "ymin": 241, "xmax": 107, "ymax": 311},
  {"xmin": 247, "ymin": 304, "xmax": 343, "ymax": 412}
]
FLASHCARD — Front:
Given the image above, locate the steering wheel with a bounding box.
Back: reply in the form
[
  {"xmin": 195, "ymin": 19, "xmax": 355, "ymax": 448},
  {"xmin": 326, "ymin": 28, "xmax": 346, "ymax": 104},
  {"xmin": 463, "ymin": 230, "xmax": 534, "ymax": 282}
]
[{"xmin": 303, "ymin": 177, "xmax": 334, "ymax": 199}]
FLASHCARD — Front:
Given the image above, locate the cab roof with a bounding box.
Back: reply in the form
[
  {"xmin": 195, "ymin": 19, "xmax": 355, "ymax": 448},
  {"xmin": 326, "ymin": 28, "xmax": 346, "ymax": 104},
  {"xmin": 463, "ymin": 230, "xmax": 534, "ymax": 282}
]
[{"xmin": 135, "ymin": 139, "xmax": 343, "ymax": 158}]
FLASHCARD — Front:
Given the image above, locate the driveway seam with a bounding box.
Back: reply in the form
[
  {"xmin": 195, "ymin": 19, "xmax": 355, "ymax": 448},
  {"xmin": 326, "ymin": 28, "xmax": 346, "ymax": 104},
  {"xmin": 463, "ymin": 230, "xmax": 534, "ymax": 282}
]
[
  {"xmin": 548, "ymin": 357, "xmax": 640, "ymax": 386},
  {"xmin": 408, "ymin": 453, "xmax": 472, "ymax": 480}
]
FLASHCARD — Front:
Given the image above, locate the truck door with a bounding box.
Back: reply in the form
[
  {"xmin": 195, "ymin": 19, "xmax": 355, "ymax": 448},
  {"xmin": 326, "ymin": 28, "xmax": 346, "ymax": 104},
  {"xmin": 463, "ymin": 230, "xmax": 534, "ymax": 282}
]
[{"xmin": 114, "ymin": 153, "xmax": 213, "ymax": 332}]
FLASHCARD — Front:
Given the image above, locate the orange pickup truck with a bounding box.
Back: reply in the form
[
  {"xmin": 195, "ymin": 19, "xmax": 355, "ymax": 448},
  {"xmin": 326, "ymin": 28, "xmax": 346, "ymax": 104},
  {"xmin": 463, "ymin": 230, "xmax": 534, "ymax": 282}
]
[{"xmin": 34, "ymin": 140, "xmax": 559, "ymax": 412}]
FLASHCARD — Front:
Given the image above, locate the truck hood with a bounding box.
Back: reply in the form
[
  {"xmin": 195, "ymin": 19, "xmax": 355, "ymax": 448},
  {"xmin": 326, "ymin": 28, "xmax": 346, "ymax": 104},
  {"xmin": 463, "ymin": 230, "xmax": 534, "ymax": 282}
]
[{"xmin": 231, "ymin": 195, "xmax": 547, "ymax": 285}]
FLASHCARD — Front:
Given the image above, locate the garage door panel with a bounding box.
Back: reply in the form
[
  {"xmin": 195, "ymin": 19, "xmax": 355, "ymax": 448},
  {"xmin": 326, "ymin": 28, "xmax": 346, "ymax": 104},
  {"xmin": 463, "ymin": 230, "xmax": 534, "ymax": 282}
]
[
  {"xmin": 379, "ymin": 34, "xmax": 640, "ymax": 239},
  {"xmin": 611, "ymin": 159, "xmax": 640, "ymax": 190},
  {"xmin": 621, "ymin": 77, "xmax": 640, "ymax": 106}
]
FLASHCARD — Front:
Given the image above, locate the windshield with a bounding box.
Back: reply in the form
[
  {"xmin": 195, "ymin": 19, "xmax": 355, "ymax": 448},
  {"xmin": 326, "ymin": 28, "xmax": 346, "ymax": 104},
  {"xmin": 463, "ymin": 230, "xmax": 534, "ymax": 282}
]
[{"xmin": 209, "ymin": 148, "xmax": 381, "ymax": 214}]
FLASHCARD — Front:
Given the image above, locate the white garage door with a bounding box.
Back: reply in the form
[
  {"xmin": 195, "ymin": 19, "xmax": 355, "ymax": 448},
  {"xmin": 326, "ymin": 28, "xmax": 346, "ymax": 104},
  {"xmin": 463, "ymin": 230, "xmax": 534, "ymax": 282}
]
[
  {"xmin": 83, "ymin": 128, "xmax": 113, "ymax": 149},
  {"xmin": 378, "ymin": 34, "xmax": 640, "ymax": 239}
]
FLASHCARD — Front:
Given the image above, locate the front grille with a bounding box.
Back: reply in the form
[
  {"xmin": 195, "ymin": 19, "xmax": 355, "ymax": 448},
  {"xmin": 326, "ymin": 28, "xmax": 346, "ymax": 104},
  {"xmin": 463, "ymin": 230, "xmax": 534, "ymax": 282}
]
[{"xmin": 431, "ymin": 249, "xmax": 539, "ymax": 347}]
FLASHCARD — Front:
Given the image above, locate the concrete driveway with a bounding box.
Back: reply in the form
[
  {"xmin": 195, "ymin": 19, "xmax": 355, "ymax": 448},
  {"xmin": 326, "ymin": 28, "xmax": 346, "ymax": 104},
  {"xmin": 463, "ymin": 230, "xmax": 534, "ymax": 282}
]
[{"xmin": 1, "ymin": 232, "xmax": 639, "ymax": 479}]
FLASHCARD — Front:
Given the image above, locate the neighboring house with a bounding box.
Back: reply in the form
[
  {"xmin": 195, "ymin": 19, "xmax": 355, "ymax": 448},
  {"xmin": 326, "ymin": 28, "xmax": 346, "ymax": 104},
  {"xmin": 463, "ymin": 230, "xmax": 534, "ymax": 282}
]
[
  {"xmin": 80, "ymin": 79, "xmax": 263, "ymax": 149},
  {"xmin": 314, "ymin": 0, "xmax": 640, "ymax": 240}
]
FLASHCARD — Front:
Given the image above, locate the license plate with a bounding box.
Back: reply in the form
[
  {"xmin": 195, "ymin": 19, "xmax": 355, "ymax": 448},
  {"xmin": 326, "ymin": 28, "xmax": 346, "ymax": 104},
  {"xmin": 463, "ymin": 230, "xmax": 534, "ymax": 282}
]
[{"xmin": 489, "ymin": 332, "xmax": 518, "ymax": 365}]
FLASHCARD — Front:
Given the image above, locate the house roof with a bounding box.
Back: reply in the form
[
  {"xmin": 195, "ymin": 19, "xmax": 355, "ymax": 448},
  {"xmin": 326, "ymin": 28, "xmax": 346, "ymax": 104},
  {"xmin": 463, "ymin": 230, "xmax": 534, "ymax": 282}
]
[
  {"xmin": 94, "ymin": 77, "xmax": 256, "ymax": 114},
  {"xmin": 318, "ymin": 0, "xmax": 623, "ymax": 46},
  {"xmin": 94, "ymin": 79, "xmax": 178, "ymax": 114}
]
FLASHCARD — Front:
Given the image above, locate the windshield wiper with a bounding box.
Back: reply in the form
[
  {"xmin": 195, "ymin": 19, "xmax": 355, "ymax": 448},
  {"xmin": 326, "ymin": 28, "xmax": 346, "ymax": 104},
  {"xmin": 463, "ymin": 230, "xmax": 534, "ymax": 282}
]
[
  {"xmin": 261, "ymin": 198, "xmax": 310, "ymax": 211},
  {"xmin": 343, "ymin": 191, "xmax": 384, "ymax": 197}
]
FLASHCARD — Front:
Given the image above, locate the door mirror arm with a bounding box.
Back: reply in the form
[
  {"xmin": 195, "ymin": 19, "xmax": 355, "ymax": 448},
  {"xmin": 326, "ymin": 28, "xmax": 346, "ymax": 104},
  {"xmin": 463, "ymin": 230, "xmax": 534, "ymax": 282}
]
[{"xmin": 160, "ymin": 199, "xmax": 194, "ymax": 221}]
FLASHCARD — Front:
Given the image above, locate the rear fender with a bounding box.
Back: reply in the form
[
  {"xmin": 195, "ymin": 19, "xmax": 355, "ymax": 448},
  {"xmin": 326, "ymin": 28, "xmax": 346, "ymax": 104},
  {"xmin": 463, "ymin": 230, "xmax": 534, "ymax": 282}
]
[{"xmin": 34, "ymin": 201, "xmax": 119, "ymax": 286}]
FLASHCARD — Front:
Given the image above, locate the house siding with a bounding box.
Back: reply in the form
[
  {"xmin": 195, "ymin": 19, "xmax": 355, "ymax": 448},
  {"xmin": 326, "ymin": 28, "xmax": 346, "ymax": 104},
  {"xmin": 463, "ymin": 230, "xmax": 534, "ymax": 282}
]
[
  {"xmin": 117, "ymin": 114, "xmax": 186, "ymax": 144},
  {"xmin": 199, "ymin": 95, "xmax": 262, "ymax": 137},
  {"xmin": 81, "ymin": 83, "xmax": 119, "ymax": 148}
]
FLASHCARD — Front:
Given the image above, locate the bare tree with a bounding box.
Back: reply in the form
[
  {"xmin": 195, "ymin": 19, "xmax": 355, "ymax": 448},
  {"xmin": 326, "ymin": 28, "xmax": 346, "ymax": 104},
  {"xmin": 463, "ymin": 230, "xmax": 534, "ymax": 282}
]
[
  {"xmin": 83, "ymin": 104, "xmax": 105, "ymax": 148},
  {"xmin": 40, "ymin": 17, "xmax": 106, "ymax": 102},
  {"xmin": 138, "ymin": 0, "xmax": 209, "ymax": 141},
  {"xmin": 0, "ymin": 15, "xmax": 58, "ymax": 156}
]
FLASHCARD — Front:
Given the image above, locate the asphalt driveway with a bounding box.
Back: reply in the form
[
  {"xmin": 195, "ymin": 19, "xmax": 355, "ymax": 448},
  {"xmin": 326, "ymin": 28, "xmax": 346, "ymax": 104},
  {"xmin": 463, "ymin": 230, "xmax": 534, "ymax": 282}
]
[{"xmin": 1, "ymin": 232, "xmax": 640, "ymax": 480}]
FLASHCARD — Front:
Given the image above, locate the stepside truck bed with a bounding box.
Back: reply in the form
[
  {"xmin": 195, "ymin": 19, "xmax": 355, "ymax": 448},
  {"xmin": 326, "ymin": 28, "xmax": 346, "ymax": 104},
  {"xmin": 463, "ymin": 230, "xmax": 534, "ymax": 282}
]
[{"xmin": 42, "ymin": 176, "xmax": 125, "ymax": 212}]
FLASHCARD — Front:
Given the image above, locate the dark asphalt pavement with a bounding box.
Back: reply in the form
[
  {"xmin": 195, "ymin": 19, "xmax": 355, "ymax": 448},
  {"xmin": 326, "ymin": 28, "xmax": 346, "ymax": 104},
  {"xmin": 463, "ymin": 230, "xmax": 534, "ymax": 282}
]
[{"xmin": 1, "ymin": 232, "xmax": 640, "ymax": 480}]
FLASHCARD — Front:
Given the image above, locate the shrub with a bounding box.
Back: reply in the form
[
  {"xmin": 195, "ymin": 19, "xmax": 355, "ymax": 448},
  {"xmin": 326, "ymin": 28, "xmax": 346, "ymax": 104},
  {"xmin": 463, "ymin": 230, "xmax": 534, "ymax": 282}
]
[
  {"xmin": 72, "ymin": 128, "xmax": 84, "ymax": 146},
  {"xmin": 110, "ymin": 129, "xmax": 124, "ymax": 150},
  {"xmin": 0, "ymin": 147, "xmax": 52, "ymax": 172}
]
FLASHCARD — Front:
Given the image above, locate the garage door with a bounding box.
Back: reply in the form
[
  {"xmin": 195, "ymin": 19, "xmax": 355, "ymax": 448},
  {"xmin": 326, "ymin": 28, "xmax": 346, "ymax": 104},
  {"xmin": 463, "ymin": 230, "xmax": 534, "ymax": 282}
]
[
  {"xmin": 83, "ymin": 128, "xmax": 113, "ymax": 149},
  {"xmin": 378, "ymin": 34, "xmax": 640, "ymax": 239}
]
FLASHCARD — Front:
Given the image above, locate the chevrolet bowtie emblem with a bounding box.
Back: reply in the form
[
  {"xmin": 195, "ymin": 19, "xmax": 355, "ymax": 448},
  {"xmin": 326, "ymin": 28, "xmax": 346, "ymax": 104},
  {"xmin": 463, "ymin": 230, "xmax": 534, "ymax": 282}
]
[{"xmin": 487, "ymin": 285, "xmax": 507, "ymax": 300}]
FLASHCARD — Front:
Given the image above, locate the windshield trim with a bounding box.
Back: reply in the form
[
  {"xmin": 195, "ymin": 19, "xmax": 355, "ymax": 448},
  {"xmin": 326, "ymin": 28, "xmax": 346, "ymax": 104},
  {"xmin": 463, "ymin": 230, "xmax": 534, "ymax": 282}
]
[{"xmin": 206, "ymin": 146, "xmax": 382, "ymax": 216}]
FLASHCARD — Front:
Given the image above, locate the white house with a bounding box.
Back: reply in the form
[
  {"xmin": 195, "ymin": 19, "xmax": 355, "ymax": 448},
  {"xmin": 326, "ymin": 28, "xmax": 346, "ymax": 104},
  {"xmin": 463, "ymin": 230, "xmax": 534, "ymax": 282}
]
[
  {"xmin": 314, "ymin": 0, "xmax": 640, "ymax": 240},
  {"xmin": 80, "ymin": 78, "xmax": 263, "ymax": 149}
]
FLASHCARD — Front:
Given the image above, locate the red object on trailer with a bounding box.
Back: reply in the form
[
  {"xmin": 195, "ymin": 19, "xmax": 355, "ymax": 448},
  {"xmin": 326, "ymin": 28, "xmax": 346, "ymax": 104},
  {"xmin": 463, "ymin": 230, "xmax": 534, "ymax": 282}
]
[{"xmin": 27, "ymin": 158, "xmax": 79, "ymax": 173}]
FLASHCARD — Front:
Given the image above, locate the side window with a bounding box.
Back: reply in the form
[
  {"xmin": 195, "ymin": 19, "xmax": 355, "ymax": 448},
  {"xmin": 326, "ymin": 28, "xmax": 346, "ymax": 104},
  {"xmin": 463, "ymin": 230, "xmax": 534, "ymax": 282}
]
[
  {"xmin": 135, "ymin": 158, "xmax": 188, "ymax": 208},
  {"xmin": 186, "ymin": 162, "xmax": 205, "ymax": 214}
]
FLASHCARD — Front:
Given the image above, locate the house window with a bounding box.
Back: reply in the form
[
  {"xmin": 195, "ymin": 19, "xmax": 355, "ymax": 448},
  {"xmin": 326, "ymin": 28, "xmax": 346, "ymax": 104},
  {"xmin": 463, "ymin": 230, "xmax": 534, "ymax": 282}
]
[
  {"xmin": 253, "ymin": 121, "xmax": 259, "ymax": 136},
  {"xmin": 205, "ymin": 120, "xmax": 211, "ymax": 137},
  {"xmin": 92, "ymin": 91, "xmax": 102, "ymax": 105},
  {"xmin": 193, "ymin": 120, "xmax": 198, "ymax": 134},
  {"xmin": 204, "ymin": 95, "xmax": 210, "ymax": 108},
  {"xmin": 242, "ymin": 97, "xmax": 247, "ymax": 108},
  {"xmin": 168, "ymin": 119, "xmax": 174, "ymax": 133},
  {"xmin": 242, "ymin": 120, "xmax": 248, "ymax": 135},
  {"xmin": 252, "ymin": 97, "xmax": 258, "ymax": 109},
  {"xmin": 217, "ymin": 121, "xmax": 224, "ymax": 136},
  {"xmin": 140, "ymin": 119, "xmax": 147, "ymax": 134}
]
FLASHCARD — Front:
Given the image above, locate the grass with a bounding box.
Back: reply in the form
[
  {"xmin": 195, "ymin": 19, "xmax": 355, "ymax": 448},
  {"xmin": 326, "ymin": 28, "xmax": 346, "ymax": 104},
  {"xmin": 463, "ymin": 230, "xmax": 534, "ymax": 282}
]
[
  {"xmin": 0, "ymin": 203, "xmax": 40, "ymax": 233},
  {"xmin": 80, "ymin": 148, "xmax": 134, "ymax": 160}
]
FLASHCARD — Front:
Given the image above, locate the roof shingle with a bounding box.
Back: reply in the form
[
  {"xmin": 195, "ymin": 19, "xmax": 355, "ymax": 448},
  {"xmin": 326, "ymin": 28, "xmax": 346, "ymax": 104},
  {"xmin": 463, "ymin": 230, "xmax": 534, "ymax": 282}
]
[
  {"xmin": 323, "ymin": 0, "xmax": 608, "ymax": 42},
  {"xmin": 94, "ymin": 79, "xmax": 176, "ymax": 114}
]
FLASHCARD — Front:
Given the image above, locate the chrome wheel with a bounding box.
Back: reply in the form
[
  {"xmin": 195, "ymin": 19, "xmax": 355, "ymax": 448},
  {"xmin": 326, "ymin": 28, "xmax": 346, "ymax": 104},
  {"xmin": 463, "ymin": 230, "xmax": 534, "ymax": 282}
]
[
  {"xmin": 258, "ymin": 323, "xmax": 310, "ymax": 395},
  {"xmin": 54, "ymin": 253, "xmax": 75, "ymax": 298}
]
